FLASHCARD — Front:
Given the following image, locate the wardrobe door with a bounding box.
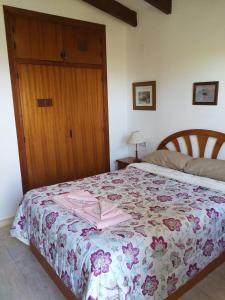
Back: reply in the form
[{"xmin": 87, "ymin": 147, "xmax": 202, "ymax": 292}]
[
  {"xmin": 67, "ymin": 67, "xmax": 109, "ymax": 178},
  {"xmin": 18, "ymin": 64, "xmax": 76, "ymax": 189},
  {"xmin": 62, "ymin": 25, "xmax": 103, "ymax": 65},
  {"xmin": 13, "ymin": 16, "xmax": 63, "ymax": 61}
]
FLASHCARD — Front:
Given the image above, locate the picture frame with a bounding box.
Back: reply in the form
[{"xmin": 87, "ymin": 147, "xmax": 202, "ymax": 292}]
[
  {"xmin": 133, "ymin": 81, "xmax": 156, "ymax": 110},
  {"xmin": 193, "ymin": 81, "xmax": 219, "ymax": 105}
]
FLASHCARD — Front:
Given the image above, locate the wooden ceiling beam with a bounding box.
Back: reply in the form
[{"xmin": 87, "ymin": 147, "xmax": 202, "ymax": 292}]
[
  {"xmin": 144, "ymin": 0, "xmax": 172, "ymax": 14},
  {"xmin": 81, "ymin": 0, "xmax": 137, "ymax": 27}
]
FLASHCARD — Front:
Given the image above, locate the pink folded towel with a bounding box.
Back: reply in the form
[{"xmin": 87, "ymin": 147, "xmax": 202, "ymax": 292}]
[
  {"xmin": 53, "ymin": 190, "xmax": 131, "ymax": 229},
  {"xmin": 84, "ymin": 200, "xmax": 122, "ymax": 220},
  {"xmin": 53, "ymin": 190, "xmax": 98, "ymax": 210},
  {"xmin": 75, "ymin": 208, "xmax": 131, "ymax": 229}
]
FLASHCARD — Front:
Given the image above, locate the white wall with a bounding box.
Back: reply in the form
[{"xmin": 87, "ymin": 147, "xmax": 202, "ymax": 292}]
[
  {"xmin": 126, "ymin": 0, "xmax": 225, "ymax": 157},
  {"xmin": 2, "ymin": 0, "xmax": 225, "ymax": 222},
  {"xmin": 0, "ymin": 0, "xmax": 128, "ymax": 222}
]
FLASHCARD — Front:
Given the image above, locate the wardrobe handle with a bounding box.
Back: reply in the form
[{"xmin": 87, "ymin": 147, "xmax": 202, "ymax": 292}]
[
  {"xmin": 69, "ymin": 129, "xmax": 73, "ymax": 138},
  {"xmin": 60, "ymin": 50, "xmax": 65, "ymax": 60},
  {"xmin": 60, "ymin": 50, "xmax": 69, "ymax": 60}
]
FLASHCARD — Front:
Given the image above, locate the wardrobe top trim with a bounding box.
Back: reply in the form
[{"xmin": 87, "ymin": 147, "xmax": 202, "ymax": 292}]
[{"xmin": 3, "ymin": 5, "xmax": 106, "ymax": 30}]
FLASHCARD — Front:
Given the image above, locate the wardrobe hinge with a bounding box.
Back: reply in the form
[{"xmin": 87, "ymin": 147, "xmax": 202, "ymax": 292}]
[
  {"xmin": 16, "ymin": 72, "xmax": 19, "ymax": 80},
  {"xmin": 23, "ymin": 136, "xmax": 26, "ymax": 144}
]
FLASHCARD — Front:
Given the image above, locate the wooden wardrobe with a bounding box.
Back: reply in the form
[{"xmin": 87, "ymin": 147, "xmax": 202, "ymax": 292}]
[{"xmin": 4, "ymin": 6, "xmax": 110, "ymax": 192}]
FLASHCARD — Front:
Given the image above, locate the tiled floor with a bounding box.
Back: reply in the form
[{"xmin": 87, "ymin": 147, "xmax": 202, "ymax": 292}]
[{"xmin": 1, "ymin": 225, "xmax": 225, "ymax": 300}]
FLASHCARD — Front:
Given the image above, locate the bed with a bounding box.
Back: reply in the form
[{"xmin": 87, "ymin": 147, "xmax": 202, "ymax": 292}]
[{"xmin": 11, "ymin": 129, "xmax": 225, "ymax": 300}]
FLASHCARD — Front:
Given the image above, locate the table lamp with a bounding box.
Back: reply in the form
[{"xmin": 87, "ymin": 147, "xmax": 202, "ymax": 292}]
[{"xmin": 127, "ymin": 131, "xmax": 145, "ymax": 162}]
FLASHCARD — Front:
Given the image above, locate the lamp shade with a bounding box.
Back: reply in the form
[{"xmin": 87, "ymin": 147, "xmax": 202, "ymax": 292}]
[{"xmin": 127, "ymin": 131, "xmax": 145, "ymax": 145}]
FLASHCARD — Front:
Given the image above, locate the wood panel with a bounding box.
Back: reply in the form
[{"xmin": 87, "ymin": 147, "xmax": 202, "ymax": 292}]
[
  {"xmin": 67, "ymin": 67, "xmax": 109, "ymax": 178},
  {"xmin": 4, "ymin": 6, "xmax": 109, "ymax": 192},
  {"xmin": 62, "ymin": 25, "xmax": 103, "ymax": 65},
  {"xmin": 18, "ymin": 64, "xmax": 76, "ymax": 189},
  {"xmin": 18, "ymin": 64, "xmax": 109, "ymax": 190},
  {"xmin": 13, "ymin": 16, "xmax": 63, "ymax": 61}
]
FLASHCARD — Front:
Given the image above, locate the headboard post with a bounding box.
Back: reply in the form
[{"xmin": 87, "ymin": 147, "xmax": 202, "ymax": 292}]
[{"xmin": 157, "ymin": 129, "xmax": 225, "ymax": 159}]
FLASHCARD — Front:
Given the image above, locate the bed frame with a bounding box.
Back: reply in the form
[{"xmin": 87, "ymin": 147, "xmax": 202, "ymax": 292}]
[
  {"xmin": 31, "ymin": 129, "xmax": 225, "ymax": 300},
  {"xmin": 157, "ymin": 129, "xmax": 225, "ymax": 158}
]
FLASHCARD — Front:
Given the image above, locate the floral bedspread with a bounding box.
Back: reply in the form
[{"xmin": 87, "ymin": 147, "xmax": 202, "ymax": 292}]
[{"xmin": 11, "ymin": 164, "xmax": 225, "ymax": 300}]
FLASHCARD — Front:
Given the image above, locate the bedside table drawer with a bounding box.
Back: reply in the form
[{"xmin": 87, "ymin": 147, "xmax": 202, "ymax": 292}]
[
  {"xmin": 117, "ymin": 161, "xmax": 129, "ymax": 170},
  {"xmin": 116, "ymin": 157, "xmax": 142, "ymax": 170}
]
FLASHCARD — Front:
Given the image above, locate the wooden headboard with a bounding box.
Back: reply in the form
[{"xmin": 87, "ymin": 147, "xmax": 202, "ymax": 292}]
[{"xmin": 157, "ymin": 129, "xmax": 225, "ymax": 159}]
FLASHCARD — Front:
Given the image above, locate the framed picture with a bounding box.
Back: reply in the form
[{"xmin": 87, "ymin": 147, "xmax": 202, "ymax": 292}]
[
  {"xmin": 133, "ymin": 81, "xmax": 156, "ymax": 110},
  {"xmin": 193, "ymin": 81, "xmax": 219, "ymax": 105}
]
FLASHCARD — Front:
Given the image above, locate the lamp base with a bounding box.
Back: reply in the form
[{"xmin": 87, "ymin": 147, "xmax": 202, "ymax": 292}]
[{"xmin": 134, "ymin": 146, "xmax": 142, "ymax": 163}]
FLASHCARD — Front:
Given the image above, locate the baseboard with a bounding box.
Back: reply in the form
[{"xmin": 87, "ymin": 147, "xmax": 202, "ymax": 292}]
[{"xmin": 0, "ymin": 217, "xmax": 13, "ymax": 228}]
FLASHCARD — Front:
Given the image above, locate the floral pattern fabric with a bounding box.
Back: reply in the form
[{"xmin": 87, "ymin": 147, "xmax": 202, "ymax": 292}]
[{"xmin": 11, "ymin": 164, "xmax": 225, "ymax": 300}]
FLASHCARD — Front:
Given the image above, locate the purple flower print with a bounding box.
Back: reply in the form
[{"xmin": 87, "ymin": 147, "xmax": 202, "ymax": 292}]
[
  {"xmin": 67, "ymin": 249, "xmax": 78, "ymax": 271},
  {"xmin": 112, "ymin": 230, "xmax": 134, "ymax": 238},
  {"xmin": 150, "ymin": 236, "xmax": 168, "ymax": 257},
  {"xmin": 134, "ymin": 225, "xmax": 147, "ymax": 237},
  {"xmin": 122, "ymin": 242, "xmax": 139, "ymax": 270},
  {"xmin": 163, "ymin": 218, "xmax": 182, "ymax": 232},
  {"xmin": 170, "ymin": 252, "xmax": 181, "ymax": 269},
  {"xmin": 148, "ymin": 220, "xmax": 158, "ymax": 226},
  {"xmin": 132, "ymin": 274, "xmax": 141, "ymax": 290},
  {"xmin": 146, "ymin": 187, "xmax": 159, "ymax": 192},
  {"xmin": 153, "ymin": 180, "xmax": 166, "ymax": 185},
  {"xmin": 203, "ymin": 239, "xmax": 214, "ymax": 256},
  {"xmin": 40, "ymin": 199, "xmax": 54, "ymax": 206},
  {"xmin": 144, "ymin": 172, "xmax": 157, "ymax": 178},
  {"xmin": 128, "ymin": 177, "xmax": 139, "ymax": 182},
  {"xmin": 90, "ymin": 249, "xmax": 112, "ymax": 277},
  {"xmin": 112, "ymin": 179, "xmax": 124, "ymax": 184},
  {"xmin": 57, "ymin": 233, "xmax": 67, "ymax": 248},
  {"xmin": 49, "ymin": 243, "xmax": 56, "ymax": 260},
  {"xmin": 157, "ymin": 195, "xmax": 172, "ymax": 202},
  {"xmin": 102, "ymin": 185, "xmax": 115, "ymax": 191},
  {"xmin": 130, "ymin": 212, "xmax": 143, "ymax": 220},
  {"xmin": 80, "ymin": 227, "xmax": 98, "ymax": 237},
  {"xmin": 61, "ymin": 271, "xmax": 72, "ymax": 289},
  {"xmin": 141, "ymin": 275, "xmax": 159, "ymax": 296},
  {"xmin": 149, "ymin": 206, "xmax": 165, "ymax": 212},
  {"xmin": 187, "ymin": 263, "xmax": 199, "ymax": 277},
  {"xmin": 206, "ymin": 208, "xmax": 219, "ymax": 219},
  {"xmin": 45, "ymin": 212, "xmax": 59, "ymax": 229},
  {"xmin": 176, "ymin": 193, "xmax": 190, "ymax": 199},
  {"xmin": 221, "ymin": 220, "xmax": 225, "ymax": 233},
  {"xmin": 18, "ymin": 215, "xmax": 26, "ymax": 230},
  {"xmin": 107, "ymin": 194, "xmax": 122, "ymax": 201},
  {"xmin": 196, "ymin": 239, "xmax": 203, "ymax": 251},
  {"xmin": 183, "ymin": 247, "xmax": 193, "ymax": 265},
  {"xmin": 209, "ymin": 196, "xmax": 225, "ymax": 204},
  {"xmin": 32, "ymin": 216, "xmax": 39, "ymax": 229},
  {"xmin": 129, "ymin": 191, "xmax": 141, "ymax": 198},
  {"xmin": 193, "ymin": 186, "xmax": 208, "ymax": 193},
  {"xmin": 187, "ymin": 215, "xmax": 201, "ymax": 233},
  {"xmin": 218, "ymin": 238, "xmax": 225, "ymax": 251},
  {"xmin": 87, "ymin": 296, "xmax": 97, "ymax": 300},
  {"xmin": 67, "ymin": 221, "xmax": 79, "ymax": 233},
  {"xmin": 167, "ymin": 273, "xmax": 178, "ymax": 295}
]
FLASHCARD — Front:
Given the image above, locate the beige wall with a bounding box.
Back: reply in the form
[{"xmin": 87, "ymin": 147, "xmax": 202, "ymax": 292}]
[
  {"xmin": 0, "ymin": 0, "xmax": 128, "ymax": 221},
  {"xmin": 126, "ymin": 0, "xmax": 225, "ymax": 157}
]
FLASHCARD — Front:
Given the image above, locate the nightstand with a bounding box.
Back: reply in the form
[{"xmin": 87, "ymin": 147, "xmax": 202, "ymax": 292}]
[{"xmin": 116, "ymin": 157, "xmax": 142, "ymax": 170}]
